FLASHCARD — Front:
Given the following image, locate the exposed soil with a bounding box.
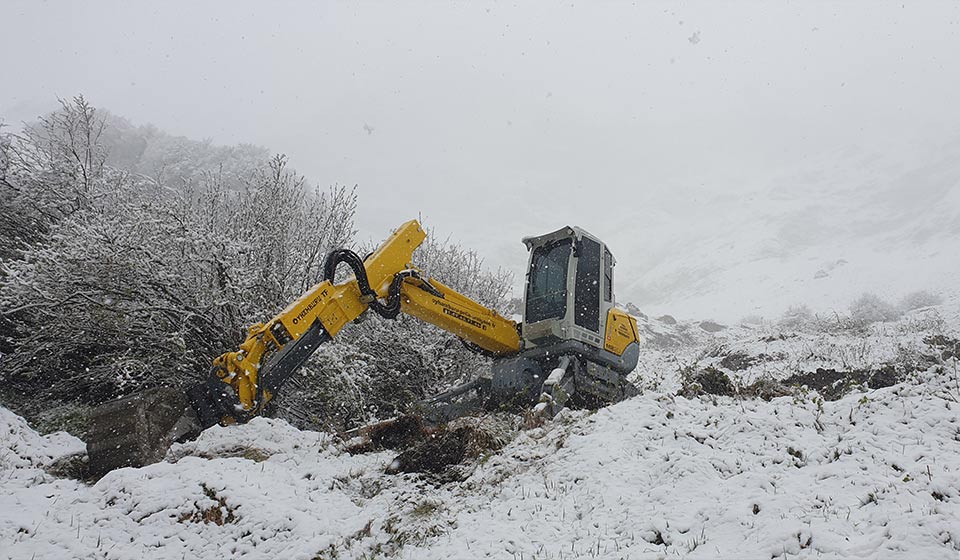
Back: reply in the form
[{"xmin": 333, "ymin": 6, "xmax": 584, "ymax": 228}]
[
  {"xmin": 781, "ymin": 367, "xmax": 903, "ymax": 400},
  {"xmin": 344, "ymin": 413, "xmax": 518, "ymax": 477},
  {"xmin": 760, "ymin": 333, "xmax": 796, "ymax": 343},
  {"xmin": 385, "ymin": 415, "xmax": 517, "ymax": 476},
  {"xmin": 867, "ymin": 365, "xmax": 899, "ymax": 390},
  {"xmin": 344, "ymin": 415, "xmax": 436, "ymax": 455},
  {"xmin": 783, "ymin": 368, "xmax": 864, "ymax": 400},
  {"xmin": 925, "ymin": 334, "xmax": 960, "ymax": 361},
  {"xmin": 368, "ymin": 415, "xmax": 433, "ymax": 450},
  {"xmin": 681, "ymin": 367, "xmax": 735, "ymax": 398},
  {"xmin": 386, "ymin": 427, "xmax": 472, "ymax": 475},
  {"xmin": 719, "ymin": 351, "xmax": 781, "ymax": 372},
  {"xmin": 718, "ymin": 352, "xmax": 756, "ymax": 372}
]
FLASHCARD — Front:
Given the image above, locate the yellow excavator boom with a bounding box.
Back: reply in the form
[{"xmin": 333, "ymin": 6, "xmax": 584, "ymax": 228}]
[{"xmin": 206, "ymin": 219, "xmax": 520, "ymax": 423}]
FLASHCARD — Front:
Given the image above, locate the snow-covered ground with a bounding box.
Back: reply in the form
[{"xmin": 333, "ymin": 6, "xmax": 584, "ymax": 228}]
[{"xmin": 3, "ymin": 302, "xmax": 960, "ymax": 559}]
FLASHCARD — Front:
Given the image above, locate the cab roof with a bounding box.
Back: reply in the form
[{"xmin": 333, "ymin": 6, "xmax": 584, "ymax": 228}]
[{"xmin": 522, "ymin": 225, "xmax": 603, "ymax": 251}]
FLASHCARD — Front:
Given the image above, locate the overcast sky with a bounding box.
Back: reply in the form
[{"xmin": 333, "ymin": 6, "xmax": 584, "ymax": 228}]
[{"xmin": 3, "ymin": 1, "xmax": 959, "ymax": 311}]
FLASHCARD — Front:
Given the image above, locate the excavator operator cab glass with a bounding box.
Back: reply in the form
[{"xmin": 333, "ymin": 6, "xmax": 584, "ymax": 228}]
[
  {"xmin": 603, "ymin": 248, "xmax": 614, "ymax": 303},
  {"xmin": 573, "ymin": 237, "xmax": 601, "ymax": 333},
  {"xmin": 525, "ymin": 239, "xmax": 572, "ymax": 323}
]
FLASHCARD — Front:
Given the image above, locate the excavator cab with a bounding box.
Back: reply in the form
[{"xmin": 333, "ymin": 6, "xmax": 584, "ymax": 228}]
[
  {"xmin": 523, "ymin": 227, "xmax": 614, "ymax": 350},
  {"xmin": 484, "ymin": 226, "xmax": 640, "ymax": 412},
  {"xmin": 520, "ymin": 226, "xmax": 639, "ymax": 371}
]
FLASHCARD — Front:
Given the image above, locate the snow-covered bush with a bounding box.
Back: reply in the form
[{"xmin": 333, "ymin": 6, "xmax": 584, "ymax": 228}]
[
  {"xmin": 0, "ymin": 99, "xmax": 357, "ymax": 426},
  {"xmin": 0, "ymin": 97, "xmax": 107, "ymax": 262},
  {"xmin": 778, "ymin": 304, "xmax": 814, "ymax": 330},
  {"xmin": 1, "ymin": 163, "xmax": 356, "ymax": 409},
  {"xmin": 0, "ymin": 97, "xmax": 511, "ymax": 434},
  {"xmin": 898, "ymin": 290, "xmax": 942, "ymax": 312},
  {"xmin": 0, "ymin": 123, "xmax": 21, "ymax": 263},
  {"xmin": 849, "ymin": 293, "xmax": 901, "ymax": 325},
  {"xmin": 3, "ymin": 96, "xmax": 106, "ymax": 224}
]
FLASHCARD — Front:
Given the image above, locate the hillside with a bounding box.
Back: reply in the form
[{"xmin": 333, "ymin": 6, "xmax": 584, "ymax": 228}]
[
  {"xmin": 617, "ymin": 136, "xmax": 960, "ymax": 322},
  {"xmin": 3, "ymin": 298, "xmax": 959, "ymax": 559}
]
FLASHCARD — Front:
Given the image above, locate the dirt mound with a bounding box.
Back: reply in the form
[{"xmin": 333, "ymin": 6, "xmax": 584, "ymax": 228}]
[
  {"xmin": 718, "ymin": 351, "xmax": 781, "ymax": 372},
  {"xmin": 386, "ymin": 427, "xmax": 472, "ymax": 474},
  {"xmin": 383, "ymin": 415, "xmax": 518, "ymax": 476},
  {"xmin": 681, "ymin": 367, "xmax": 735, "ymax": 398},
  {"xmin": 344, "ymin": 415, "xmax": 435, "ymax": 455},
  {"xmin": 782, "ymin": 367, "xmax": 901, "ymax": 400}
]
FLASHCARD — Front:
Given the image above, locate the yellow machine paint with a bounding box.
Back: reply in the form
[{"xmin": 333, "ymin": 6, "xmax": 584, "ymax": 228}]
[
  {"xmin": 399, "ymin": 276, "xmax": 521, "ymax": 355},
  {"xmin": 210, "ymin": 220, "xmax": 524, "ymax": 418},
  {"xmin": 603, "ymin": 308, "xmax": 640, "ymax": 356}
]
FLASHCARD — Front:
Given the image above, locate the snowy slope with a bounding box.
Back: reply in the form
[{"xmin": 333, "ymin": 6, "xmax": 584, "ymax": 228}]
[
  {"xmin": 616, "ymin": 136, "xmax": 960, "ymax": 322},
  {"xmin": 404, "ymin": 383, "xmax": 960, "ymax": 559},
  {"xmin": 632, "ymin": 293, "xmax": 960, "ymax": 392},
  {"xmin": 3, "ymin": 303, "xmax": 960, "ymax": 559}
]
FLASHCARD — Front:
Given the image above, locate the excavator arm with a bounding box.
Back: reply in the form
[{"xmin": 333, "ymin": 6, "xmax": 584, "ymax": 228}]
[{"xmin": 87, "ymin": 220, "xmax": 521, "ymax": 474}]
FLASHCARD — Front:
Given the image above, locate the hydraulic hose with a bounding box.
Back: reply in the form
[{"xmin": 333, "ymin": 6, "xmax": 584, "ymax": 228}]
[{"xmin": 322, "ymin": 249, "xmax": 439, "ymax": 320}]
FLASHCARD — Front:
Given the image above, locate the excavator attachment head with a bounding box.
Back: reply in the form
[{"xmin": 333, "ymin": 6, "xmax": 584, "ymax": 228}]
[{"xmin": 86, "ymin": 387, "xmax": 200, "ymax": 477}]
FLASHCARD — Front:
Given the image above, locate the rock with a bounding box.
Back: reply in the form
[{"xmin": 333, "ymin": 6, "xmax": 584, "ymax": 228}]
[
  {"xmin": 739, "ymin": 378, "xmax": 792, "ymax": 401},
  {"xmin": 719, "ymin": 351, "xmax": 757, "ymax": 372},
  {"xmin": 656, "ymin": 315, "xmax": 677, "ymax": 325},
  {"xmin": 699, "ymin": 321, "xmax": 726, "ymax": 333}
]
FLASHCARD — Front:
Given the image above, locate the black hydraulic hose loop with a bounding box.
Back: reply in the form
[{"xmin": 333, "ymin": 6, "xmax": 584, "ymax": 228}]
[
  {"xmin": 323, "ymin": 249, "xmax": 378, "ymax": 297},
  {"xmin": 322, "ymin": 249, "xmax": 448, "ymax": 321},
  {"xmin": 323, "ymin": 250, "xmax": 374, "ymax": 293},
  {"xmin": 322, "ymin": 248, "xmax": 408, "ymax": 320},
  {"xmin": 375, "ymin": 272, "xmax": 405, "ymax": 319},
  {"xmin": 321, "ymin": 248, "xmax": 499, "ymax": 356}
]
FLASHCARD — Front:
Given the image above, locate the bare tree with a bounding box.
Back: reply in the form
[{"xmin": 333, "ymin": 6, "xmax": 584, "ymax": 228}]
[
  {"xmin": 5, "ymin": 96, "xmax": 106, "ymax": 223},
  {"xmin": 0, "ymin": 100, "xmax": 359, "ymax": 431},
  {"xmin": 1, "ymin": 96, "xmax": 509, "ymax": 437}
]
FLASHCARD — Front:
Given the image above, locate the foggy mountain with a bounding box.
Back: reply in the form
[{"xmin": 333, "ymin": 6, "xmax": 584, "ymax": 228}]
[{"xmin": 617, "ymin": 134, "xmax": 960, "ymax": 321}]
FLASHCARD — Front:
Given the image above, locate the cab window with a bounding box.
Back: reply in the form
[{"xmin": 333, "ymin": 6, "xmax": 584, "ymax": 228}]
[
  {"xmin": 525, "ymin": 240, "xmax": 572, "ymax": 323},
  {"xmin": 603, "ymin": 248, "xmax": 613, "ymax": 302}
]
